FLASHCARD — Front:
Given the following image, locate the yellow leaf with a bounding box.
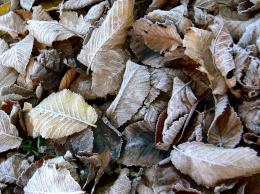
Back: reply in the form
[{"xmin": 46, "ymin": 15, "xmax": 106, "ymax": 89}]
[{"xmin": 0, "ymin": 2, "xmax": 10, "ymax": 16}]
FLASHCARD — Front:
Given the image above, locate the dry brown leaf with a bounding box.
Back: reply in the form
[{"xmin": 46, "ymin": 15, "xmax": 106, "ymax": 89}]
[
  {"xmin": 134, "ymin": 18, "xmax": 182, "ymax": 53},
  {"xmin": 24, "ymin": 162, "xmax": 85, "ymax": 194},
  {"xmin": 157, "ymin": 77, "xmax": 196, "ymax": 150},
  {"xmin": 97, "ymin": 169, "xmax": 131, "ymax": 194},
  {"xmin": 27, "ymin": 20, "xmax": 75, "ymax": 46},
  {"xmin": 70, "ymin": 74, "xmax": 98, "ymax": 100},
  {"xmin": 91, "ymin": 49, "xmax": 128, "ymax": 97},
  {"xmin": 147, "ymin": 0, "xmax": 178, "ymax": 13},
  {"xmin": 119, "ymin": 121, "xmax": 164, "ymax": 167},
  {"xmin": 84, "ymin": 1, "xmax": 109, "ymax": 23},
  {"xmin": 243, "ymin": 133, "xmax": 260, "ymax": 145},
  {"xmin": 62, "ymin": 0, "xmax": 102, "ymax": 10},
  {"xmin": 77, "ymin": 0, "xmax": 134, "ymax": 71},
  {"xmin": 0, "ymin": 34, "xmax": 34, "ymax": 75},
  {"xmin": 239, "ymin": 99, "xmax": 260, "ymax": 134},
  {"xmin": 170, "ymin": 142, "xmax": 260, "ymax": 187},
  {"xmin": 208, "ymin": 96, "xmax": 243, "ymax": 148},
  {"xmin": 25, "ymin": 89, "xmax": 98, "ymax": 139},
  {"xmin": 0, "ymin": 110, "xmax": 22, "ymax": 153},
  {"xmin": 146, "ymin": 5, "xmax": 192, "ymax": 34},
  {"xmin": 0, "ymin": 11, "xmax": 25, "ymax": 38},
  {"xmin": 0, "ymin": 154, "xmax": 30, "ymax": 184},
  {"xmin": 0, "ymin": 38, "xmax": 8, "ymax": 54},
  {"xmin": 32, "ymin": 5, "xmax": 52, "ymax": 21},
  {"xmin": 59, "ymin": 68, "xmax": 78, "ymax": 90},
  {"xmin": 193, "ymin": 7, "xmax": 214, "ymax": 27},
  {"xmin": 209, "ymin": 17, "xmax": 236, "ymax": 89},
  {"xmin": 183, "ymin": 27, "xmax": 227, "ymax": 95},
  {"xmin": 0, "ymin": 65, "xmax": 18, "ymax": 89},
  {"xmin": 194, "ymin": 0, "xmax": 216, "ymax": 11},
  {"xmin": 238, "ymin": 0, "xmax": 260, "ymax": 13},
  {"xmin": 106, "ymin": 60, "xmax": 150, "ymax": 127}
]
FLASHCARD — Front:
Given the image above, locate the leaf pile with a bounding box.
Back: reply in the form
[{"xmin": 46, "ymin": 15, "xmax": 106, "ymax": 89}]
[{"xmin": 0, "ymin": 0, "xmax": 259, "ymax": 193}]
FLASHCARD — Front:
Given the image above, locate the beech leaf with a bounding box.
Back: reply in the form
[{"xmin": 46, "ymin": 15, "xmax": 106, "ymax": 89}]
[
  {"xmin": 25, "ymin": 89, "xmax": 98, "ymax": 139},
  {"xmin": 106, "ymin": 60, "xmax": 150, "ymax": 127},
  {"xmin": 170, "ymin": 142, "xmax": 260, "ymax": 187},
  {"xmin": 0, "ymin": 34, "xmax": 34, "ymax": 75},
  {"xmin": 0, "ymin": 110, "xmax": 22, "ymax": 153}
]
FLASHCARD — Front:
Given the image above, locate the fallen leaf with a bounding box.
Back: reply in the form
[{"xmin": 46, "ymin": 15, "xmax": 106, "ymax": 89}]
[
  {"xmin": 209, "ymin": 17, "xmax": 236, "ymax": 89},
  {"xmin": 0, "ymin": 154, "xmax": 30, "ymax": 184},
  {"xmin": 25, "ymin": 89, "xmax": 98, "ymax": 139},
  {"xmin": 0, "ymin": 2, "xmax": 11, "ymax": 15},
  {"xmin": 0, "ymin": 34, "xmax": 34, "ymax": 75},
  {"xmin": 0, "ymin": 110, "xmax": 22, "ymax": 153},
  {"xmin": 24, "ymin": 162, "xmax": 85, "ymax": 194},
  {"xmin": 20, "ymin": 0, "xmax": 35, "ymax": 10},
  {"xmin": 32, "ymin": 5, "xmax": 52, "ymax": 21},
  {"xmin": 243, "ymin": 133, "xmax": 260, "ymax": 145},
  {"xmin": 59, "ymin": 68, "xmax": 78, "ymax": 90},
  {"xmin": 62, "ymin": 0, "xmax": 102, "ymax": 10},
  {"xmin": 0, "ymin": 65, "xmax": 18, "ymax": 89},
  {"xmin": 77, "ymin": 0, "xmax": 134, "ymax": 70},
  {"xmin": 208, "ymin": 96, "xmax": 243, "ymax": 148},
  {"xmin": 84, "ymin": 1, "xmax": 109, "ymax": 22},
  {"xmin": 170, "ymin": 142, "xmax": 260, "ymax": 187},
  {"xmin": 157, "ymin": 77, "xmax": 197, "ymax": 150},
  {"xmin": 0, "ymin": 11, "xmax": 25, "ymax": 38},
  {"xmin": 106, "ymin": 60, "xmax": 150, "ymax": 127},
  {"xmin": 27, "ymin": 20, "xmax": 75, "ymax": 46},
  {"xmin": 119, "ymin": 121, "xmax": 164, "ymax": 167}
]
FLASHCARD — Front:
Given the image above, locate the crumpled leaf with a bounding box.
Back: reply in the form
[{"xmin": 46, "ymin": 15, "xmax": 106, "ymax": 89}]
[
  {"xmin": 194, "ymin": 0, "xmax": 216, "ymax": 11},
  {"xmin": 32, "ymin": 5, "xmax": 52, "ymax": 21},
  {"xmin": 77, "ymin": 0, "xmax": 134, "ymax": 70},
  {"xmin": 243, "ymin": 133, "xmax": 260, "ymax": 145},
  {"xmin": 0, "ymin": 154, "xmax": 30, "ymax": 184},
  {"xmin": 27, "ymin": 20, "xmax": 75, "ymax": 46},
  {"xmin": 238, "ymin": 0, "xmax": 260, "ymax": 13},
  {"xmin": 93, "ymin": 117, "xmax": 122, "ymax": 161},
  {"xmin": 106, "ymin": 60, "xmax": 150, "ymax": 127},
  {"xmin": 60, "ymin": 11, "xmax": 92, "ymax": 36},
  {"xmin": 84, "ymin": 1, "xmax": 109, "ymax": 22},
  {"xmin": 208, "ymin": 96, "xmax": 243, "ymax": 148},
  {"xmin": 0, "ymin": 65, "xmax": 18, "ymax": 89},
  {"xmin": 133, "ymin": 18, "xmax": 182, "ymax": 53},
  {"xmin": 62, "ymin": 0, "xmax": 102, "ymax": 10},
  {"xmin": 25, "ymin": 89, "xmax": 98, "ymax": 139},
  {"xmin": 0, "ymin": 34, "xmax": 34, "ymax": 75},
  {"xmin": 233, "ymin": 45, "xmax": 260, "ymax": 90},
  {"xmin": 91, "ymin": 49, "xmax": 128, "ymax": 97},
  {"xmin": 96, "ymin": 169, "xmax": 131, "ymax": 194},
  {"xmin": 157, "ymin": 77, "xmax": 197, "ymax": 150},
  {"xmin": 209, "ymin": 17, "xmax": 236, "ymax": 89},
  {"xmin": 183, "ymin": 27, "xmax": 227, "ymax": 95},
  {"xmin": 0, "ymin": 38, "xmax": 8, "ymax": 54},
  {"xmin": 59, "ymin": 68, "xmax": 78, "ymax": 90},
  {"xmin": 119, "ymin": 121, "xmax": 164, "ymax": 167},
  {"xmin": 0, "ymin": 110, "xmax": 22, "ymax": 153},
  {"xmin": 20, "ymin": 0, "xmax": 35, "ymax": 10},
  {"xmin": 239, "ymin": 99, "xmax": 260, "ymax": 134},
  {"xmin": 170, "ymin": 142, "xmax": 260, "ymax": 187},
  {"xmin": 23, "ymin": 162, "xmax": 85, "ymax": 194},
  {"xmin": 30, "ymin": 49, "xmax": 65, "ymax": 91},
  {"xmin": 0, "ymin": 11, "xmax": 25, "ymax": 38}
]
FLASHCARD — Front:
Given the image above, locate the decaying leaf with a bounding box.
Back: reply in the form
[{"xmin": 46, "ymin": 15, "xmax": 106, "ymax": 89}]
[
  {"xmin": 0, "ymin": 110, "xmax": 22, "ymax": 153},
  {"xmin": 84, "ymin": 1, "xmax": 109, "ymax": 22},
  {"xmin": 0, "ymin": 11, "xmax": 25, "ymax": 38},
  {"xmin": 243, "ymin": 133, "xmax": 260, "ymax": 145},
  {"xmin": 183, "ymin": 27, "xmax": 227, "ymax": 95},
  {"xmin": 0, "ymin": 154, "xmax": 30, "ymax": 184},
  {"xmin": 133, "ymin": 18, "xmax": 182, "ymax": 53},
  {"xmin": 119, "ymin": 121, "xmax": 164, "ymax": 167},
  {"xmin": 32, "ymin": 5, "xmax": 52, "ymax": 21},
  {"xmin": 208, "ymin": 96, "xmax": 243, "ymax": 148},
  {"xmin": 209, "ymin": 17, "xmax": 236, "ymax": 89},
  {"xmin": 0, "ymin": 38, "xmax": 8, "ymax": 54},
  {"xmin": 0, "ymin": 34, "xmax": 34, "ymax": 75},
  {"xmin": 157, "ymin": 77, "xmax": 197, "ymax": 150},
  {"xmin": 25, "ymin": 89, "xmax": 98, "ymax": 139},
  {"xmin": 170, "ymin": 142, "xmax": 260, "ymax": 187},
  {"xmin": 239, "ymin": 99, "xmax": 260, "ymax": 134},
  {"xmin": 23, "ymin": 162, "xmax": 85, "ymax": 194},
  {"xmin": 77, "ymin": 0, "xmax": 134, "ymax": 70},
  {"xmin": 106, "ymin": 60, "xmax": 150, "ymax": 127}
]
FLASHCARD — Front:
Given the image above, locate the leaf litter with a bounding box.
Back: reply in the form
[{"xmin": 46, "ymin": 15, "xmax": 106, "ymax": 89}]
[{"xmin": 0, "ymin": 0, "xmax": 259, "ymax": 193}]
